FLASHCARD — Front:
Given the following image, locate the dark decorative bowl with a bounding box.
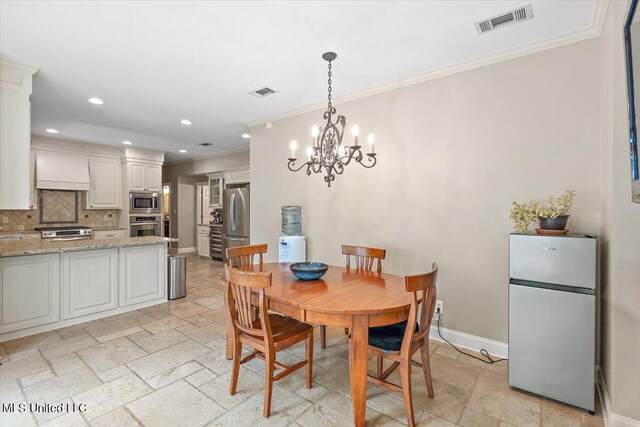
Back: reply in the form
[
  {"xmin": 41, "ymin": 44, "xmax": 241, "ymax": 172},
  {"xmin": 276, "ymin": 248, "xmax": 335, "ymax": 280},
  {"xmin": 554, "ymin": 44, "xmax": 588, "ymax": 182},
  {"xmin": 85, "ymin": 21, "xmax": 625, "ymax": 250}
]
[{"xmin": 289, "ymin": 262, "xmax": 329, "ymax": 281}]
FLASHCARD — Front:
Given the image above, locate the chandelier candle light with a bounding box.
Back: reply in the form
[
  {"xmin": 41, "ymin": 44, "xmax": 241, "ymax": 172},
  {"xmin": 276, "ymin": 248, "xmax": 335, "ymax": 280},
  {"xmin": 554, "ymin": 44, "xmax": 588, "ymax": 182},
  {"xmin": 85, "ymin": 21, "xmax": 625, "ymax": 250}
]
[{"xmin": 287, "ymin": 52, "xmax": 378, "ymax": 187}]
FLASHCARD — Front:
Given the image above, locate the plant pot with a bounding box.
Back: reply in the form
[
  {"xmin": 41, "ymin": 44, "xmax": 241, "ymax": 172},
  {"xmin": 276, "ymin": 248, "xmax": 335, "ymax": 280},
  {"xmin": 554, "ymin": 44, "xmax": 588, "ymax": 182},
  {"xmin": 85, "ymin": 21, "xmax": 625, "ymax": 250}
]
[{"xmin": 538, "ymin": 215, "xmax": 569, "ymax": 230}]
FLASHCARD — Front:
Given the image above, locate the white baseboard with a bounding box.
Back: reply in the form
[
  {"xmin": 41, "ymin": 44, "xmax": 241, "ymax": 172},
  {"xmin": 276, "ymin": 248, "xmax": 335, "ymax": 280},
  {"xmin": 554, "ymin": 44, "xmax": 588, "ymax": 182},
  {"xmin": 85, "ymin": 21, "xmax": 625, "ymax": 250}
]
[
  {"xmin": 429, "ymin": 323, "xmax": 508, "ymax": 359},
  {"xmin": 597, "ymin": 366, "xmax": 640, "ymax": 427},
  {"xmin": 176, "ymin": 247, "xmax": 197, "ymax": 254}
]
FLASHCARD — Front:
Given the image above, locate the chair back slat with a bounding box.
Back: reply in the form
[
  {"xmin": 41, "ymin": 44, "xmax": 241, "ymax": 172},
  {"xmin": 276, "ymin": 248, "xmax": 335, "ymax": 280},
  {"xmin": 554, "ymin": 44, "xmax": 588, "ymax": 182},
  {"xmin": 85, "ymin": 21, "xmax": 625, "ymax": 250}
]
[
  {"xmin": 224, "ymin": 264, "xmax": 272, "ymax": 339},
  {"xmin": 402, "ymin": 263, "xmax": 438, "ymax": 346},
  {"xmin": 227, "ymin": 244, "xmax": 267, "ymax": 268},
  {"xmin": 342, "ymin": 245, "xmax": 386, "ymax": 273}
]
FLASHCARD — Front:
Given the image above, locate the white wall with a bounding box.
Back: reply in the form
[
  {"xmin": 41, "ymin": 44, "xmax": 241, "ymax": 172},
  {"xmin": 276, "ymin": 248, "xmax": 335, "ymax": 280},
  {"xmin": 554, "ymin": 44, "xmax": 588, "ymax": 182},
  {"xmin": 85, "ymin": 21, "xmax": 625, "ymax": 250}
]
[
  {"xmin": 250, "ymin": 38, "xmax": 602, "ymax": 343},
  {"xmin": 599, "ymin": 1, "xmax": 640, "ymax": 422}
]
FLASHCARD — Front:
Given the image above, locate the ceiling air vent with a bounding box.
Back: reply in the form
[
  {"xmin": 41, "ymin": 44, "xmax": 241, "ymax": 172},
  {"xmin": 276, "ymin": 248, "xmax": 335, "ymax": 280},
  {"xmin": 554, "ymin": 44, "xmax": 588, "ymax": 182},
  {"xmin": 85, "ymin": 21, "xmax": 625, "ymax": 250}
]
[
  {"xmin": 199, "ymin": 143, "xmax": 212, "ymax": 146},
  {"xmin": 475, "ymin": 4, "xmax": 533, "ymax": 35},
  {"xmin": 249, "ymin": 87, "xmax": 278, "ymax": 98}
]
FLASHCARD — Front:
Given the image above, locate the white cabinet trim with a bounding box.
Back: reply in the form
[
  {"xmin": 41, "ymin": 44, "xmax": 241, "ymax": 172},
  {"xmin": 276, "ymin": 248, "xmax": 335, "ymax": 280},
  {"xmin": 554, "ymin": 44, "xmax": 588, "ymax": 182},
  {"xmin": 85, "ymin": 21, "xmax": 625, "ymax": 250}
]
[{"xmin": 119, "ymin": 245, "xmax": 166, "ymax": 307}]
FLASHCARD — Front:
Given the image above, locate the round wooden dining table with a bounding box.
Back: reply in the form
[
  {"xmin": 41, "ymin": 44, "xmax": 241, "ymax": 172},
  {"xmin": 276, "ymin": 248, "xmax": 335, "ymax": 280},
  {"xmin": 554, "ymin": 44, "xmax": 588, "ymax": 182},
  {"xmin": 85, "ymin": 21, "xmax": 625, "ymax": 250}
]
[{"xmin": 224, "ymin": 262, "xmax": 413, "ymax": 427}]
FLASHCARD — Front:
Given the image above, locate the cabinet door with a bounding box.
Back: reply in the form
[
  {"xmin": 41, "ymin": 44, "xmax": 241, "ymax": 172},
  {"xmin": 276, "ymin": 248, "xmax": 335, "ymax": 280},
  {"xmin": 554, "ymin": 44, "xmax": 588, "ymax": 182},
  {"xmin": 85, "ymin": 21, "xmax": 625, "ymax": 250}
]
[
  {"xmin": 146, "ymin": 164, "xmax": 162, "ymax": 192},
  {"xmin": 88, "ymin": 158, "xmax": 121, "ymax": 209},
  {"xmin": 119, "ymin": 244, "xmax": 166, "ymax": 306},
  {"xmin": 129, "ymin": 162, "xmax": 146, "ymax": 191},
  {"xmin": 0, "ymin": 253, "xmax": 60, "ymax": 333},
  {"xmin": 0, "ymin": 88, "xmax": 31, "ymax": 209},
  {"xmin": 62, "ymin": 249, "xmax": 118, "ymax": 319},
  {"xmin": 198, "ymin": 233, "xmax": 210, "ymax": 257}
]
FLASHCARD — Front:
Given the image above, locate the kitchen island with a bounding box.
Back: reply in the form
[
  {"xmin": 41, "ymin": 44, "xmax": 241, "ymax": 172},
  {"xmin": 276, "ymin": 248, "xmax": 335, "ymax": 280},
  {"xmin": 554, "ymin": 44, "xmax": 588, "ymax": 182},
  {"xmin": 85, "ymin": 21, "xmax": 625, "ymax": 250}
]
[{"xmin": 0, "ymin": 236, "xmax": 177, "ymax": 341}]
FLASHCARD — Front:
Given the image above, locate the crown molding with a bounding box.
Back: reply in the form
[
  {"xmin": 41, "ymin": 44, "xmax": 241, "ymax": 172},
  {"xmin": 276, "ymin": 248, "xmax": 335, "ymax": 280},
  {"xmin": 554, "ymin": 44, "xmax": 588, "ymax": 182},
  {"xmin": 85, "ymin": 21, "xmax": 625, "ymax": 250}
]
[
  {"xmin": 247, "ymin": 2, "xmax": 610, "ymax": 128},
  {"xmin": 163, "ymin": 147, "xmax": 250, "ymax": 166}
]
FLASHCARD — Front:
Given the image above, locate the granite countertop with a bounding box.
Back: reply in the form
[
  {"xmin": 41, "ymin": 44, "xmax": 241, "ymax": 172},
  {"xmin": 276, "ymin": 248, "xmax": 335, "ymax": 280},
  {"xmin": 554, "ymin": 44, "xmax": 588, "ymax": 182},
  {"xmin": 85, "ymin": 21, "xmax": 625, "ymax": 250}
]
[
  {"xmin": 92, "ymin": 227, "xmax": 129, "ymax": 231},
  {"xmin": 0, "ymin": 236, "xmax": 178, "ymax": 257}
]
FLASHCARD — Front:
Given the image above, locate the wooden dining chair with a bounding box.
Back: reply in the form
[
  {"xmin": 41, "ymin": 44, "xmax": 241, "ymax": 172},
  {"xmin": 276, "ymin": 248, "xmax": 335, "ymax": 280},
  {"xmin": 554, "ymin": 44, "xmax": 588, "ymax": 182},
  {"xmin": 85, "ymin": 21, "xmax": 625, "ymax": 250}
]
[
  {"xmin": 319, "ymin": 244, "xmax": 387, "ymax": 349},
  {"xmin": 226, "ymin": 243, "xmax": 267, "ymax": 268},
  {"xmin": 224, "ymin": 264, "xmax": 314, "ymax": 418},
  {"xmin": 366, "ymin": 263, "xmax": 438, "ymax": 427},
  {"xmin": 224, "ymin": 244, "xmax": 268, "ymax": 359}
]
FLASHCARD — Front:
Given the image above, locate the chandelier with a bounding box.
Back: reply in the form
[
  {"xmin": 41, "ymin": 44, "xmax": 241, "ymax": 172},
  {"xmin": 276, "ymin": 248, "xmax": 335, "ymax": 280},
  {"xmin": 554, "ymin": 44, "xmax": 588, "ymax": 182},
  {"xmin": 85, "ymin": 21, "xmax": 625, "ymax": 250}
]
[{"xmin": 287, "ymin": 52, "xmax": 377, "ymax": 187}]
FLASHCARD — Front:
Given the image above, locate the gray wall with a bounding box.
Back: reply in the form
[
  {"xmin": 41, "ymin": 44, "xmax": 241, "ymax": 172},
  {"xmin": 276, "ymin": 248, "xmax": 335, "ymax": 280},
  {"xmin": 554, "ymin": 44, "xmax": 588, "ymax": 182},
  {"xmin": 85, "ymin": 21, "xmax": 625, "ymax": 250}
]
[
  {"xmin": 250, "ymin": 38, "xmax": 602, "ymax": 345},
  {"xmin": 599, "ymin": 1, "xmax": 640, "ymax": 421}
]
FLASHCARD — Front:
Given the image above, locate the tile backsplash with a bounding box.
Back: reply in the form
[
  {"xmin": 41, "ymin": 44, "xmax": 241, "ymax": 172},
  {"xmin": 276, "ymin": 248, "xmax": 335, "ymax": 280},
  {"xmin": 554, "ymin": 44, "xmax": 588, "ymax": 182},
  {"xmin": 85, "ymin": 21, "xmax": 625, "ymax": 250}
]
[{"xmin": 0, "ymin": 190, "xmax": 120, "ymax": 231}]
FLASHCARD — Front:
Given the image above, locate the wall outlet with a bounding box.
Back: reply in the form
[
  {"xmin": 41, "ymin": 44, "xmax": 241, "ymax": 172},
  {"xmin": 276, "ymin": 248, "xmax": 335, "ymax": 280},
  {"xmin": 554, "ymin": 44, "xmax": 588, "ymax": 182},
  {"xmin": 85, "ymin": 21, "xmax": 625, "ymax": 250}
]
[{"xmin": 433, "ymin": 300, "xmax": 444, "ymax": 321}]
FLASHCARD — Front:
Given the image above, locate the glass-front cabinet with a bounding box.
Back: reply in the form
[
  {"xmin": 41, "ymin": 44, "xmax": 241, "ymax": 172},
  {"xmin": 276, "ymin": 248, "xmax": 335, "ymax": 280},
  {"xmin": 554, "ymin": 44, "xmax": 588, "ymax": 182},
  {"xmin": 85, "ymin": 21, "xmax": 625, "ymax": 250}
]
[{"xmin": 208, "ymin": 174, "xmax": 223, "ymax": 208}]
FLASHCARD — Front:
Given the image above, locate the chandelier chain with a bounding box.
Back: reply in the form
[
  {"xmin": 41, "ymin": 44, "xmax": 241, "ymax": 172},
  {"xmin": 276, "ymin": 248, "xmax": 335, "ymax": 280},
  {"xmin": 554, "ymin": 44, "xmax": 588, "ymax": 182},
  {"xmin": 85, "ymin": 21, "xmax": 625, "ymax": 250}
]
[{"xmin": 327, "ymin": 61, "xmax": 332, "ymax": 110}]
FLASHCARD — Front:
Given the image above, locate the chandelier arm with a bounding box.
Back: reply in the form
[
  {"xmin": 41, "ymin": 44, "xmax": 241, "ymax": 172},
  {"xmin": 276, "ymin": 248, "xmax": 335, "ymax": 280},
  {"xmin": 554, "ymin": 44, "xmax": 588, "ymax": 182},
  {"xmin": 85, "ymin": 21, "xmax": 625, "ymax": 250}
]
[
  {"xmin": 287, "ymin": 159, "xmax": 312, "ymax": 172},
  {"xmin": 356, "ymin": 153, "xmax": 377, "ymax": 169}
]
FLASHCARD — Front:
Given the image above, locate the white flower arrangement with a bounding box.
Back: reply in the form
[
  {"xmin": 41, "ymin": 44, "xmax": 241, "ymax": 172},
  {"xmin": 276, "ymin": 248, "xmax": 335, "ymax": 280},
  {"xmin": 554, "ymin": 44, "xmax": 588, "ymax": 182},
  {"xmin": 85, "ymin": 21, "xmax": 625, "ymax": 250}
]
[{"xmin": 510, "ymin": 190, "xmax": 576, "ymax": 232}]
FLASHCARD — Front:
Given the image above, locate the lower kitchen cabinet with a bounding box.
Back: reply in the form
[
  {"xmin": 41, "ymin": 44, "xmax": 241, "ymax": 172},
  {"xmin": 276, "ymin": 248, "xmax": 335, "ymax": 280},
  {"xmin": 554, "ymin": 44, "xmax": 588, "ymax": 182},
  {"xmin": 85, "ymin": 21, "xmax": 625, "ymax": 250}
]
[
  {"xmin": 119, "ymin": 244, "xmax": 166, "ymax": 306},
  {"xmin": 62, "ymin": 249, "xmax": 118, "ymax": 319},
  {"xmin": 197, "ymin": 225, "xmax": 210, "ymax": 257},
  {"xmin": 0, "ymin": 253, "xmax": 60, "ymax": 333}
]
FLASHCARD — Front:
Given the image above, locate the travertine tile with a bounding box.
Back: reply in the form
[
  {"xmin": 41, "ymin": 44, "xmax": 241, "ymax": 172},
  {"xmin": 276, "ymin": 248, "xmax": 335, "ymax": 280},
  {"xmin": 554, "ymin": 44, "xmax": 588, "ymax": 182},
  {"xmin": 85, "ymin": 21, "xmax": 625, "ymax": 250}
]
[
  {"xmin": 429, "ymin": 353, "xmax": 482, "ymax": 391},
  {"xmin": 127, "ymin": 380, "xmax": 224, "ymax": 427},
  {"xmin": 77, "ymin": 337, "xmax": 147, "ymax": 373},
  {"xmin": 0, "ymin": 379, "xmax": 23, "ymax": 404},
  {"xmin": 96, "ymin": 326, "xmax": 145, "ymax": 343},
  {"xmin": 49, "ymin": 353, "xmax": 87, "ymax": 376},
  {"xmin": 84, "ymin": 313, "xmax": 154, "ymax": 338},
  {"xmin": 146, "ymin": 361, "xmax": 203, "ymax": 389},
  {"xmin": 91, "ymin": 406, "xmax": 141, "ymax": 427},
  {"xmin": 184, "ymin": 368, "xmax": 218, "ymax": 388},
  {"xmin": 126, "ymin": 339, "xmax": 210, "ymax": 380},
  {"xmin": 366, "ymin": 387, "xmax": 424, "ymax": 424},
  {"xmin": 96, "ymin": 365, "xmax": 132, "ymax": 382},
  {"xmin": 2, "ymin": 330, "xmax": 61, "ymax": 355},
  {"xmin": 8, "ymin": 347, "xmax": 40, "ymax": 362},
  {"xmin": 199, "ymin": 369, "xmax": 264, "ymax": 410},
  {"xmin": 295, "ymin": 389, "xmax": 381, "ymax": 427},
  {"xmin": 134, "ymin": 329, "xmax": 189, "ymax": 353},
  {"xmin": 0, "ymin": 353, "xmax": 50, "ymax": 384},
  {"xmin": 38, "ymin": 410, "xmax": 87, "ymax": 427},
  {"xmin": 208, "ymin": 384, "xmax": 311, "ymax": 427},
  {"xmin": 418, "ymin": 411, "xmax": 458, "ymax": 426},
  {"xmin": 540, "ymin": 400, "xmax": 585, "ymax": 427},
  {"xmin": 0, "ymin": 398, "xmax": 37, "ymax": 427},
  {"xmin": 184, "ymin": 314, "xmax": 216, "ymax": 327},
  {"xmin": 22, "ymin": 367, "xmax": 101, "ymax": 404},
  {"xmin": 459, "ymin": 408, "xmax": 501, "ymax": 427},
  {"xmin": 169, "ymin": 304, "xmax": 210, "ymax": 320},
  {"xmin": 184, "ymin": 323, "xmax": 226, "ymax": 344},
  {"xmin": 140, "ymin": 315, "xmax": 189, "ymax": 334},
  {"xmin": 40, "ymin": 335, "xmax": 98, "ymax": 360},
  {"xmin": 19, "ymin": 369, "xmax": 56, "ymax": 387},
  {"xmin": 72, "ymin": 373, "xmax": 151, "ymax": 420}
]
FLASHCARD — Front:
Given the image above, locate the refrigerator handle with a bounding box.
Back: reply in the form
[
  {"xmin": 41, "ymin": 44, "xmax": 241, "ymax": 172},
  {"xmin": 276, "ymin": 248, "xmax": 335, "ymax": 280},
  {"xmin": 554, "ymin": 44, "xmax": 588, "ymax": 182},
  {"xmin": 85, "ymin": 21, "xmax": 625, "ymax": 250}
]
[{"xmin": 230, "ymin": 193, "xmax": 236, "ymax": 231}]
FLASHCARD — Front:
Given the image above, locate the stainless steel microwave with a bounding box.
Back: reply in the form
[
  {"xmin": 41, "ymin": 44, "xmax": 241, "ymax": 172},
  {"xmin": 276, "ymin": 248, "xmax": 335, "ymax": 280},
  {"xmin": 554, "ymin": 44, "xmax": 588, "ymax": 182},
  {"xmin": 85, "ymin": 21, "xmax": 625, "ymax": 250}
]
[{"xmin": 129, "ymin": 192, "xmax": 161, "ymax": 215}]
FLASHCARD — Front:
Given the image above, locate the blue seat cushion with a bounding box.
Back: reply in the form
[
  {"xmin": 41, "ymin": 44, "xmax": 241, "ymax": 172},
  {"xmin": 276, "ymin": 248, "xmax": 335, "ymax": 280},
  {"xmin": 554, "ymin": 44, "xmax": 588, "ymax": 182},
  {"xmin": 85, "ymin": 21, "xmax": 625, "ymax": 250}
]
[{"xmin": 368, "ymin": 321, "xmax": 419, "ymax": 352}]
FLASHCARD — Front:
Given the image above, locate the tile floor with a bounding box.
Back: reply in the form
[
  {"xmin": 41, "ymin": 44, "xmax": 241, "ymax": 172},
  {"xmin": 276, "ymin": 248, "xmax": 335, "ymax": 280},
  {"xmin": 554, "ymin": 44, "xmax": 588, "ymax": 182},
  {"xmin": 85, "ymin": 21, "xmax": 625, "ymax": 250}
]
[{"xmin": 0, "ymin": 254, "xmax": 604, "ymax": 426}]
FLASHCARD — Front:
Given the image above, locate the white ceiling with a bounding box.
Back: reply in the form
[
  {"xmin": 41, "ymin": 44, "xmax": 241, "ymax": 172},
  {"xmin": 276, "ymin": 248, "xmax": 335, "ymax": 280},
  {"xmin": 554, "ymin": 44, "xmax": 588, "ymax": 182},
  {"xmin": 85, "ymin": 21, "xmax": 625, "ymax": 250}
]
[{"xmin": 0, "ymin": 1, "xmax": 598, "ymax": 162}]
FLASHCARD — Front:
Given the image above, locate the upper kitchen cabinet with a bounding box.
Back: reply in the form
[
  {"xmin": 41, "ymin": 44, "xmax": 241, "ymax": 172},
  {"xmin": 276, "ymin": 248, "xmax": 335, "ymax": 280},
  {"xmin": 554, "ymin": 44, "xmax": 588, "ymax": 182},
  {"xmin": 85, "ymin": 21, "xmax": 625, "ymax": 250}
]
[
  {"xmin": 87, "ymin": 157, "xmax": 122, "ymax": 209},
  {"xmin": 122, "ymin": 148, "xmax": 164, "ymax": 193},
  {"xmin": 127, "ymin": 162, "xmax": 162, "ymax": 192},
  {"xmin": 208, "ymin": 173, "xmax": 223, "ymax": 207},
  {"xmin": 0, "ymin": 59, "xmax": 39, "ymax": 210}
]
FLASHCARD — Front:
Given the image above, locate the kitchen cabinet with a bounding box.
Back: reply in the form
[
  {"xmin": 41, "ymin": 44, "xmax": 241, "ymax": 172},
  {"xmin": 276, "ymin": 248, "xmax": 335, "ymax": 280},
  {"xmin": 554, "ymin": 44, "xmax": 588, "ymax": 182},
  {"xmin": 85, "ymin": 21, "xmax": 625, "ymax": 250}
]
[
  {"xmin": 197, "ymin": 225, "xmax": 210, "ymax": 257},
  {"xmin": 62, "ymin": 249, "xmax": 118, "ymax": 319},
  {"xmin": 0, "ymin": 60, "xmax": 39, "ymax": 210},
  {"xmin": 0, "ymin": 253, "xmax": 60, "ymax": 333},
  {"xmin": 208, "ymin": 175, "xmax": 223, "ymax": 208},
  {"xmin": 93, "ymin": 229, "xmax": 128, "ymax": 239},
  {"xmin": 29, "ymin": 149, "xmax": 37, "ymax": 210},
  {"xmin": 87, "ymin": 157, "xmax": 122, "ymax": 209},
  {"xmin": 119, "ymin": 244, "xmax": 166, "ymax": 306},
  {"xmin": 127, "ymin": 162, "xmax": 162, "ymax": 192}
]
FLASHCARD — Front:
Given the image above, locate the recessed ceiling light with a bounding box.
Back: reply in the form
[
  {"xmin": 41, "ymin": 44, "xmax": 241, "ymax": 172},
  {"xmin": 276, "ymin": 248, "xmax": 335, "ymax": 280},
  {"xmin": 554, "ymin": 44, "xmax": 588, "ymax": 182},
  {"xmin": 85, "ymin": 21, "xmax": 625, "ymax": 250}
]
[
  {"xmin": 179, "ymin": 149, "xmax": 187, "ymax": 153},
  {"xmin": 88, "ymin": 97, "xmax": 104, "ymax": 105},
  {"xmin": 180, "ymin": 119, "xmax": 192, "ymax": 125},
  {"xmin": 241, "ymin": 133, "xmax": 250, "ymax": 139},
  {"xmin": 46, "ymin": 128, "xmax": 59, "ymax": 134},
  {"xmin": 122, "ymin": 140, "xmax": 132, "ymax": 145}
]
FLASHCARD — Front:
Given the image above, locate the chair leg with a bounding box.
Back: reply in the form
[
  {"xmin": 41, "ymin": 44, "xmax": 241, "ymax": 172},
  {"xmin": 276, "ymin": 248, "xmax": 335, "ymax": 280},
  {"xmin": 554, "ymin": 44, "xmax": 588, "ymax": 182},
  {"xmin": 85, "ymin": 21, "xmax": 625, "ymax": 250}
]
[
  {"xmin": 264, "ymin": 351, "xmax": 274, "ymax": 418},
  {"xmin": 229, "ymin": 336, "xmax": 241, "ymax": 395},
  {"xmin": 399, "ymin": 361, "xmax": 416, "ymax": 427},
  {"xmin": 305, "ymin": 331, "xmax": 313, "ymax": 389},
  {"xmin": 320, "ymin": 325, "xmax": 326, "ymax": 349},
  {"xmin": 420, "ymin": 341, "xmax": 434, "ymax": 398},
  {"xmin": 376, "ymin": 356, "xmax": 383, "ymax": 377},
  {"xmin": 344, "ymin": 328, "xmax": 349, "ymax": 335}
]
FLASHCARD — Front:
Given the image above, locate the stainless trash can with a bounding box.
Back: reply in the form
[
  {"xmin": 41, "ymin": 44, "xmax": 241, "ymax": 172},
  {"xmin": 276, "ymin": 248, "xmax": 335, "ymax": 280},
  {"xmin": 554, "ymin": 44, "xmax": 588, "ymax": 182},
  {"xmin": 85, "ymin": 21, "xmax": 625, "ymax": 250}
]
[{"xmin": 167, "ymin": 255, "xmax": 186, "ymax": 300}]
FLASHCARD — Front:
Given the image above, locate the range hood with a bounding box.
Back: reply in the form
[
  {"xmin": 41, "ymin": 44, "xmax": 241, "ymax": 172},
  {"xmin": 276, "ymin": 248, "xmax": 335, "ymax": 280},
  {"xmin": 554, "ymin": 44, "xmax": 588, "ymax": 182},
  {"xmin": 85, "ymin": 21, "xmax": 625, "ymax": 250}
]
[{"xmin": 36, "ymin": 151, "xmax": 90, "ymax": 191}]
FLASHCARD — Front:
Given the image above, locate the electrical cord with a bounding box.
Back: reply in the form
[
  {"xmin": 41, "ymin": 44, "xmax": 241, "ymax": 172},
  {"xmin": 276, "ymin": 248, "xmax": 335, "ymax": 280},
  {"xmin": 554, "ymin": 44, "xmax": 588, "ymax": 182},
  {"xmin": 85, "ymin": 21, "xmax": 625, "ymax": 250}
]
[{"xmin": 435, "ymin": 307, "xmax": 508, "ymax": 365}]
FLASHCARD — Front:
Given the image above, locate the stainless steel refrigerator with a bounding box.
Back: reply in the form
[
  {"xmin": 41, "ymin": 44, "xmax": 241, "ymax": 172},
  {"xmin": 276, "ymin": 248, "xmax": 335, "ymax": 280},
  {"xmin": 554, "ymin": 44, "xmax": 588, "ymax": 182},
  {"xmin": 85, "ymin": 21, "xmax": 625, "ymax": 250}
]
[
  {"xmin": 222, "ymin": 187, "xmax": 250, "ymax": 261},
  {"xmin": 509, "ymin": 233, "xmax": 597, "ymax": 413}
]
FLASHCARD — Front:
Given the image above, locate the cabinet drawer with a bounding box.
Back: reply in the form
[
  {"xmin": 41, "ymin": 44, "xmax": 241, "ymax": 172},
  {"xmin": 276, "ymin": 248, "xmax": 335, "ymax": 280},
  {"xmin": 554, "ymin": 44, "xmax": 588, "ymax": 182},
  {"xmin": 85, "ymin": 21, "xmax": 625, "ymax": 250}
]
[{"xmin": 94, "ymin": 230, "xmax": 128, "ymax": 240}]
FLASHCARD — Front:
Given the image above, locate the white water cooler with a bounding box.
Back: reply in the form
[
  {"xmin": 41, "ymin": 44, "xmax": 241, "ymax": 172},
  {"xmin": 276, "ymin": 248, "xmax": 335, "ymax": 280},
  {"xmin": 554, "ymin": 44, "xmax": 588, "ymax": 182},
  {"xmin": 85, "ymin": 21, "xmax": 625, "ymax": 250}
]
[{"xmin": 279, "ymin": 236, "xmax": 306, "ymax": 262}]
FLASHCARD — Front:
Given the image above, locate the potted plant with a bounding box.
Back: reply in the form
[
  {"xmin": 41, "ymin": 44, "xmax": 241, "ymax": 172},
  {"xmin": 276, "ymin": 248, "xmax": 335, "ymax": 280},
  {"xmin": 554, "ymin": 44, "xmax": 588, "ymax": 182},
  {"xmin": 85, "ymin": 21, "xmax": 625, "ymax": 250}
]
[{"xmin": 510, "ymin": 190, "xmax": 576, "ymax": 233}]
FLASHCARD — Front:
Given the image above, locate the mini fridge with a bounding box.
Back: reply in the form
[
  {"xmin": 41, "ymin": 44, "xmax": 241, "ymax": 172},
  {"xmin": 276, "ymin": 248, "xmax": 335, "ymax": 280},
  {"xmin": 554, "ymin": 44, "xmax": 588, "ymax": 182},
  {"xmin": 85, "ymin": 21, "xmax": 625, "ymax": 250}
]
[
  {"xmin": 509, "ymin": 233, "xmax": 597, "ymax": 413},
  {"xmin": 279, "ymin": 236, "xmax": 306, "ymax": 262}
]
